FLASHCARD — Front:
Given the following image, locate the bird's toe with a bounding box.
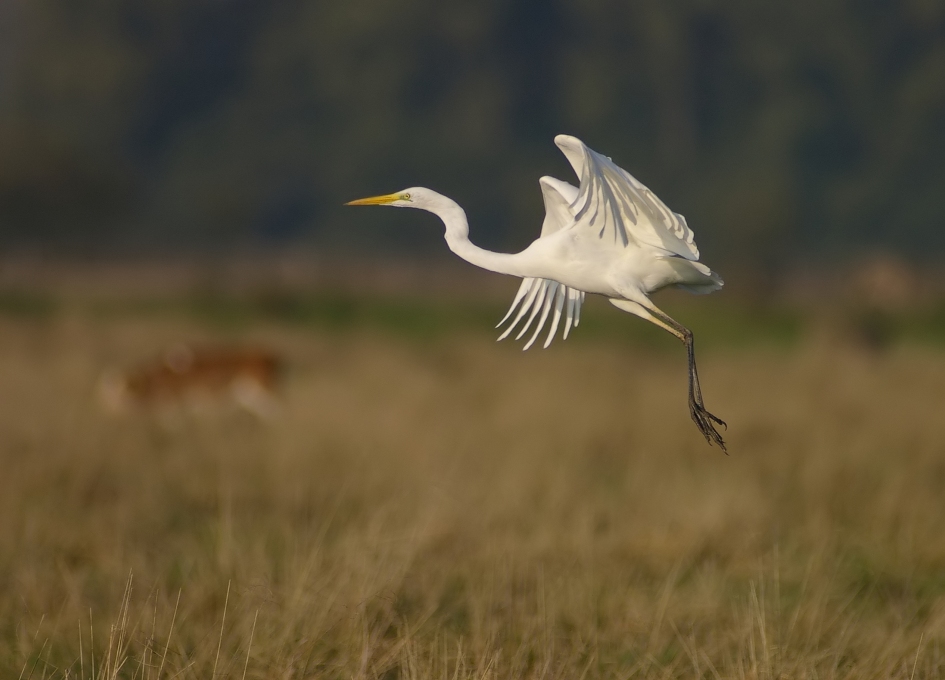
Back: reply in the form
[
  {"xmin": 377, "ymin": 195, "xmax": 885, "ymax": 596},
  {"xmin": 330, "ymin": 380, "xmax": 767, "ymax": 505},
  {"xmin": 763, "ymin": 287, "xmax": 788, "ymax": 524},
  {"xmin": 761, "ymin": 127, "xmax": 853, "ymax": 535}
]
[{"xmin": 689, "ymin": 401, "xmax": 728, "ymax": 453}]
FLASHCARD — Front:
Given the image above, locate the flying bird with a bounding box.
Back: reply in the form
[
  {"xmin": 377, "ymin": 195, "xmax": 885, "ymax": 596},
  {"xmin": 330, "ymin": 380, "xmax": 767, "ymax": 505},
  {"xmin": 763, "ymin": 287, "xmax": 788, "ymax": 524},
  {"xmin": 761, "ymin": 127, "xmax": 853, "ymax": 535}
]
[{"xmin": 346, "ymin": 135, "xmax": 726, "ymax": 451}]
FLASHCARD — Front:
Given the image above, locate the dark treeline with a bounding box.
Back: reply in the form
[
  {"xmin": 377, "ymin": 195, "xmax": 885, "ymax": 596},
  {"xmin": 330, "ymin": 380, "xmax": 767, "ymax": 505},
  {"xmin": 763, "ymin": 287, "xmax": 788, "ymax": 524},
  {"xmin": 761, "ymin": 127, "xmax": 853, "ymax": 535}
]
[{"xmin": 1, "ymin": 0, "xmax": 944, "ymax": 272}]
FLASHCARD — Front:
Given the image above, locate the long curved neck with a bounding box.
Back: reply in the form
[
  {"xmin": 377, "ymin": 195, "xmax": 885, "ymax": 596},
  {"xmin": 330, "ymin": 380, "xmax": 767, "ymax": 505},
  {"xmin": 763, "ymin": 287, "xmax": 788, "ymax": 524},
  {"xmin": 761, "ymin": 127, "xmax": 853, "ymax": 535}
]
[{"xmin": 423, "ymin": 195, "xmax": 530, "ymax": 277}]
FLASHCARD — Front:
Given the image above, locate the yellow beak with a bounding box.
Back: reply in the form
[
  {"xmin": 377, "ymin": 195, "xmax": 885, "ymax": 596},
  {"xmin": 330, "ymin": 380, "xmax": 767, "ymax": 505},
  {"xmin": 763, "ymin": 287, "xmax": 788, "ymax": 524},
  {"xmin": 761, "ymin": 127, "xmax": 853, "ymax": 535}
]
[{"xmin": 344, "ymin": 192, "xmax": 401, "ymax": 206}]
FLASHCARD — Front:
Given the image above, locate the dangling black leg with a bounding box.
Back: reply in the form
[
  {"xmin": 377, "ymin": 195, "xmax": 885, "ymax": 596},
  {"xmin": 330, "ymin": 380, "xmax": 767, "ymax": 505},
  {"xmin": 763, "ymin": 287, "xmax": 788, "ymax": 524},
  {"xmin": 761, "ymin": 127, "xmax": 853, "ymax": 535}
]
[
  {"xmin": 608, "ymin": 298, "xmax": 728, "ymax": 452},
  {"xmin": 680, "ymin": 326, "xmax": 727, "ymax": 452},
  {"xmin": 647, "ymin": 308, "xmax": 727, "ymax": 453}
]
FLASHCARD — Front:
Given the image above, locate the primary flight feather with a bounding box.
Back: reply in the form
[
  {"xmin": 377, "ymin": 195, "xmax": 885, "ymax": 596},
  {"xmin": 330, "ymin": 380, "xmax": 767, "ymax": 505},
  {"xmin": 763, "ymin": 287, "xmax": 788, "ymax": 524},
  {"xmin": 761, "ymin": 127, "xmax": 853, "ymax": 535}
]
[{"xmin": 347, "ymin": 135, "xmax": 727, "ymax": 451}]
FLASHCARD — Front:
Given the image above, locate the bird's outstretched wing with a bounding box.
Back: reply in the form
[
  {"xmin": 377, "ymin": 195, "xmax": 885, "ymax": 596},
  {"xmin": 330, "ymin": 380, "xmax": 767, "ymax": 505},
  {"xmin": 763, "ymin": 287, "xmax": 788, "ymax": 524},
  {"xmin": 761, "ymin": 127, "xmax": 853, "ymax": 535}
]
[
  {"xmin": 537, "ymin": 176, "xmax": 578, "ymax": 237},
  {"xmin": 494, "ymin": 176, "xmax": 583, "ymax": 350},
  {"xmin": 496, "ymin": 278, "xmax": 585, "ymax": 350},
  {"xmin": 554, "ymin": 134, "xmax": 700, "ymax": 260}
]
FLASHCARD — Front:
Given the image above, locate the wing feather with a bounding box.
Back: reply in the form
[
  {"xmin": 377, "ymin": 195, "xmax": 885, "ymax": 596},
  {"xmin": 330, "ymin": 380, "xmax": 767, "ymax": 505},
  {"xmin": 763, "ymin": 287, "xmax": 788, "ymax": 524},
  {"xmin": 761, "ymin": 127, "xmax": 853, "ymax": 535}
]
[
  {"xmin": 555, "ymin": 134, "xmax": 700, "ymax": 261},
  {"xmin": 515, "ymin": 280, "xmax": 549, "ymax": 340},
  {"xmin": 563, "ymin": 289, "xmax": 576, "ymax": 340},
  {"xmin": 523, "ymin": 282, "xmax": 558, "ymax": 350},
  {"xmin": 498, "ymin": 278, "xmax": 584, "ymax": 350},
  {"xmin": 496, "ymin": 277, "xmax": 533, "ymax": 328},
  {"xmin": 495, "ymin": 163, "xmax": 590, "ymax": 350},
  {"xmin": 543, "ymin": 284, "xmax": 566, "ymax": 349},
  {"xmin": 538, "ymin": 176, "xmax": 579, "ymax": 237},
  {"xmin": 497, "ymin": 277, "xmax": 542, "ymax": 341}
]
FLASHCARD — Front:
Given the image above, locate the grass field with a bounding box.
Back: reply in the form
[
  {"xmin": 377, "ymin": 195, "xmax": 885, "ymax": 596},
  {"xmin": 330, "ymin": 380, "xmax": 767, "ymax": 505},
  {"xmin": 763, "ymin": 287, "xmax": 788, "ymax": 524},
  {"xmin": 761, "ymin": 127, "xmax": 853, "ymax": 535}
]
[{"xmin": 2, "ymin": 294, "xmax": 945, "ymax": 679}]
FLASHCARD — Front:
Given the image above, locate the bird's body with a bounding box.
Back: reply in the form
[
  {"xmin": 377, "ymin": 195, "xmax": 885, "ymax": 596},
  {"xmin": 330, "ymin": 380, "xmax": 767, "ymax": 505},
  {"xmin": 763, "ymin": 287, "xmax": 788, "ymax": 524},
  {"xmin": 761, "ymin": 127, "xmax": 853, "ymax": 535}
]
[
  {"xmin": 471, "ymin": 224, "xmax": 713, "ymax": 297},
  {"xmin": 347, "ymin": 135, "xmax": 727, "ymax": 450}
]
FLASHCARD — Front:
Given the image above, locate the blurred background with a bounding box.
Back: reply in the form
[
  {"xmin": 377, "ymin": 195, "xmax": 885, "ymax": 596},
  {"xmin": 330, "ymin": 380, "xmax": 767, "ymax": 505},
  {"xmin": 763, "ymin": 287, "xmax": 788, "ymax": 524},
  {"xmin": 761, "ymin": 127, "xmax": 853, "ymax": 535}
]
[
  {"xmin": 2, "ymin": 0, "xmax": 945, "ymax": 276},
  {"xmin": 4, "ymin": 2, "xmax": 945, "ymax": 677}
]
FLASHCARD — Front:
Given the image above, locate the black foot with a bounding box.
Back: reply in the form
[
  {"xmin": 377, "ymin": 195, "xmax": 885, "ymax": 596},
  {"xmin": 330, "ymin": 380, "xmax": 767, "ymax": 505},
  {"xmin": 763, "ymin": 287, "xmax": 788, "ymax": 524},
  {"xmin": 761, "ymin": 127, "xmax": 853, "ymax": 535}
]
[{"xmin": 690, "ymin": 400, "xmax": 727, "ymax": 453}]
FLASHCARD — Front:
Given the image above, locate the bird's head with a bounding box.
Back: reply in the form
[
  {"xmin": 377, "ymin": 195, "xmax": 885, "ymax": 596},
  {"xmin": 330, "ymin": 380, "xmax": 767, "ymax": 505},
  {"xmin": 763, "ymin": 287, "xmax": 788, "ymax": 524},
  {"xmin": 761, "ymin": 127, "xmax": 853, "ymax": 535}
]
[{"xmin": 345, "ymin": 187, "xmax": 438, "ymax": 210}]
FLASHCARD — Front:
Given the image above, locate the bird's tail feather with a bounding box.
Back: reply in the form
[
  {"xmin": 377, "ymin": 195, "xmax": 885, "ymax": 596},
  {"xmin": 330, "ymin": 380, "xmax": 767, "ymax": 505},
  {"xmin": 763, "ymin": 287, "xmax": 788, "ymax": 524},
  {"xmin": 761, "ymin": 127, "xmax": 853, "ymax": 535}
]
[{"xmin": 667, "ymin": 259, "xmax": 723, "ymax": 294}]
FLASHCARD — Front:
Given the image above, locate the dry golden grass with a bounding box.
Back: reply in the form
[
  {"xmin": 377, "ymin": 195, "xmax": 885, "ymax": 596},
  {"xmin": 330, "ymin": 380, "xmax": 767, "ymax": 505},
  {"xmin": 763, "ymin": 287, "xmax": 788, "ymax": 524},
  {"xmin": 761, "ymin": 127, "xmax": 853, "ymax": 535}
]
[{"xmin": 2, "ymin": 307, "xmax": 945, "ymax": 679}]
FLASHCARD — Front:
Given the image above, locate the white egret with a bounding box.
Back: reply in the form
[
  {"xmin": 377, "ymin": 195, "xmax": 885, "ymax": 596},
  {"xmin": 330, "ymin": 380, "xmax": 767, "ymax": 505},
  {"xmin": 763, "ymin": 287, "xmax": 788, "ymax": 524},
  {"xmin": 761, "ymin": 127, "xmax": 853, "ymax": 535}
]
[{"xmin": 346, "ymin": 135, "xmax": 726, "ymax": 451}]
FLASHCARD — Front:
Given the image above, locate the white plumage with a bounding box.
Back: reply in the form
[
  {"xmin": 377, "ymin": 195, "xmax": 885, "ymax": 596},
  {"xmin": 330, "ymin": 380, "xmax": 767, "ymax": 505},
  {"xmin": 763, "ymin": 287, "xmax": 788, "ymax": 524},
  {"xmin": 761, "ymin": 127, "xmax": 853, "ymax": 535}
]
[{"xmin": 347, "ymin": 135, "xmax": 727, "ymax": 451}]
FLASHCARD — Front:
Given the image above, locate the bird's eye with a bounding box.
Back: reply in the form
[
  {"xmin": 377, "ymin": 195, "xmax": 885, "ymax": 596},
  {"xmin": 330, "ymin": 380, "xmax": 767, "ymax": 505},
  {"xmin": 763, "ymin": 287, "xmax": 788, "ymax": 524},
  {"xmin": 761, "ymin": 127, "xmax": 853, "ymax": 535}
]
[{"xmin": 402, "ymin": 193, "xmax": 411, "ymax": 200}]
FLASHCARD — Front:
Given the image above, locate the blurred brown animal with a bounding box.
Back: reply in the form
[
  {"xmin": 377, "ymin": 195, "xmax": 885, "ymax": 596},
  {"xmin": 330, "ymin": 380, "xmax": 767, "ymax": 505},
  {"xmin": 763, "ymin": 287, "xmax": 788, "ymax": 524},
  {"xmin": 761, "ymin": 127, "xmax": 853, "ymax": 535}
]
[{"xmin": 99, "ymin": 344, "xmax": 283, "ymax": 419}]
